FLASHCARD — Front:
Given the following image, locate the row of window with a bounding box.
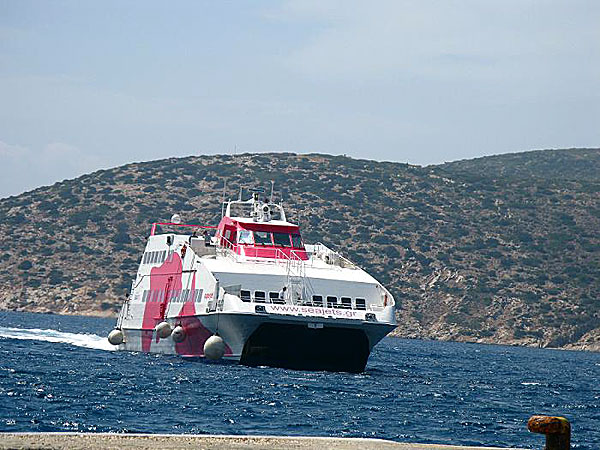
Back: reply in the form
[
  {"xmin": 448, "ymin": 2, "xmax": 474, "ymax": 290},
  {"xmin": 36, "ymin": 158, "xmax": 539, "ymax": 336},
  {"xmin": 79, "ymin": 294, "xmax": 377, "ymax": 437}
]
[
  {"xmin": 140, "ymin": 288, "xmax": 204, "ymax": 303},
  {"xmin": 225, "ymin": 230, "xmax": 303, "ymax": 248},
  {"xmin": 138, "ymin": 286, "xmax": 367, "ymax": 310},
  {"xmin": 142, "ymin": 250, "xmax": 170, "ymax": 265},
  {"xmin": 239, "ymin": 290, "xmax": 367, "ymax": 310}
]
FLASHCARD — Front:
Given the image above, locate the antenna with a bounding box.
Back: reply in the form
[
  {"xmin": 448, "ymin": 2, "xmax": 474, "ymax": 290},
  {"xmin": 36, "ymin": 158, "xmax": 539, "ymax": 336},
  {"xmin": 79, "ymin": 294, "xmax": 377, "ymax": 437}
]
[
  {"xmin": 221, "ymin": 180, "xmax": 227, "ymax": 218},
  {"xmin": 270, "ymin": 181, "xmax": 275, "ymax": 203}
]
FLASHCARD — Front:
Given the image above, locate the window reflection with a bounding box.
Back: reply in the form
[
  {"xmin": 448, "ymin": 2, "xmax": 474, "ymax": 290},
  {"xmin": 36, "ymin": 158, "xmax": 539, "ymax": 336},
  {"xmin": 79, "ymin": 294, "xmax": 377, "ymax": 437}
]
[
  {"xmin": 253, "ymin": 231, "xmax": 271, "ymax": 245},
  {"xmin": 238, "ymin": 230, "xmax": 253, "ymax": 245},
  {"xmin": 291, "ymin": 234, "xmax": 303, "ymax": 248},
  {"xmin": 273, "ymin": 232, "xmax": 291, "ymax": 247}
]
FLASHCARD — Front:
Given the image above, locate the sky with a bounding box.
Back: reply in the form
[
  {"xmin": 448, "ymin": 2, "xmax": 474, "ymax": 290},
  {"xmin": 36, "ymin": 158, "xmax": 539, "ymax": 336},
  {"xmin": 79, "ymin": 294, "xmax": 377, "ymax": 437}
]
[{"xmin": 1, "ymin": 0, "xmax": 599, "ymax": 198}]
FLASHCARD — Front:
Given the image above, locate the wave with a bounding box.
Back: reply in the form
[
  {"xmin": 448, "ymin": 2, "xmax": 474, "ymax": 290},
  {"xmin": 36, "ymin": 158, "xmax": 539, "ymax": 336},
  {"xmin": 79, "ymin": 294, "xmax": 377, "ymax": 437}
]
[{"xmin": 0, "ymin": 326, "xmax": 116, "ymax": 351}]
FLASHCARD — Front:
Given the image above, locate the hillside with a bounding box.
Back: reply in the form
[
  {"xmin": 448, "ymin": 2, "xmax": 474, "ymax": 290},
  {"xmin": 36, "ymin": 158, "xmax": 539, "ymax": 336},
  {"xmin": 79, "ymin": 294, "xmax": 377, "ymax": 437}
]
[
  {"xmin": 1, "ymin": 149, "xmax": 599, "ymax": 350},
  {"xmin": 439, "ymin": 148, "xmax": 600, "ymax": 181}
]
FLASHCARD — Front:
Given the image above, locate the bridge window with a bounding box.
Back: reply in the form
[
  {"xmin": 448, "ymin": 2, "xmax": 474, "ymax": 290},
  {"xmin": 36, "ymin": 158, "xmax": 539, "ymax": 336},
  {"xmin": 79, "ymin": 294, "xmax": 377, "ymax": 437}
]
[
  {"xmin": 326, "ymin": 296, "xmax": 337, "ymax": 308},
  {"xmin": 341, "ymin": 297, "xmax": 352, "ymax": 309},
  {"xmin": 253, "ymin": 231, "xmax": 272, "ymax": 246},
  {"xmin": 240, "ymin": 290, "xmax": 251, "ymax": 302},
  {"xmin": 273, "ymin": 232, "xmax": 291, "ymax": 247},
  {"xmin": 238, "ymin": 230, "xmax": 253, "ymax": 245},
  {"xmin": 355, "ymin": 298, "xmax": 366, "ymax": 310},
  {"xmin": 312, "ymin": 295, "xmax": 323, "ymax": 307},
  {"xmin": 254, "ymin": 291, "xmax": 266, "ymax": 303},
  {"xmin": 291, "ymin": 234, "xmax": 303, "ymax": 248}
]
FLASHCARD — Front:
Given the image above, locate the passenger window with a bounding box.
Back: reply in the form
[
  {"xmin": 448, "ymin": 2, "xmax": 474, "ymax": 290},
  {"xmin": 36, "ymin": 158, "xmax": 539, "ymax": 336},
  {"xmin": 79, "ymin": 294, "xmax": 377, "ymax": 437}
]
[
  {"xmin": 240, "ymin": 290, "xmax": 251, "ymax": 302},
  {"xmin": 326, "ymin": 296, "xmax": 337, "ymax": 308},
  {"xmin": 253, "ymin": 231, "xmax": 271, "ymax": 246},
  {"xmin": 161, "ymin": 250, "xmax": 167, "ymax": 262},
  {"xmin": 341, "ymin": 297, "xmax": 352, "ymax": 309},
  {"xmin": 254, "ymin": 291, "xmax": 266, "ymax": 302},
  {"xmin": 195, "ymin": 289, "xmax": 204, "ymax": 302},
  {"xmin": 142, "ymin": 290, "xmax": 149, "ymax": 302},
  {"xmin": 291, "ymin": 234, "xmax": 303, "ymax": 248},
  {"xmin": 269, "ymin": 292, "xmax": 281, "ymax": 304},
  {"xmin": 312, "ymin": 295, "xmax": 323, "ymax": 306},
  {"xmin": 272, "ymin": 232, "xmax": 291, "ymax": 247},
  {"xmin": 355, "ymin": 298, "xmax": 366, "ymax": 310}
]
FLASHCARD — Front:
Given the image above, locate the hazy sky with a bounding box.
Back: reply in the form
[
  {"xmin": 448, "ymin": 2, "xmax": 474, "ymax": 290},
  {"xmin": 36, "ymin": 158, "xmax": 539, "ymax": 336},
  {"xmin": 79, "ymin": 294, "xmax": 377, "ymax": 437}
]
[{"xmin": 1, "ymin": 0, "xmax": 599, "ymax": 198}]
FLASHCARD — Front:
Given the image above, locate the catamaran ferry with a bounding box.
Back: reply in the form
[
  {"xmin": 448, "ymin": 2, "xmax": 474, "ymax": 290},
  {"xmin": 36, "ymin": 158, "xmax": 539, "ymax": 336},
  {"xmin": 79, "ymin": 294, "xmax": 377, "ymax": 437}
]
[{"xmin": 108, "ymin": 190, "xmax": 397, "ymax": 372}]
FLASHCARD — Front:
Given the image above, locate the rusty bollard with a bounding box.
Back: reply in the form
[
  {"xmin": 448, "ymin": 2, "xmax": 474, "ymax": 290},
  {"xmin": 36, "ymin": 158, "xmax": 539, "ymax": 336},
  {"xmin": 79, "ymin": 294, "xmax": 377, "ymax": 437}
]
[{"xmin": 528, "ymin": 415, "xmax": 570, "ymax": 450}]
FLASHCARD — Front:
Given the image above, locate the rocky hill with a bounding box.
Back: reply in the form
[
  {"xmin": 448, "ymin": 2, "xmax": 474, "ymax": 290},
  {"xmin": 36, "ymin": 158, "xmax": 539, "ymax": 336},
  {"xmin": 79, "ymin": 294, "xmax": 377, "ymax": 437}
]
[
  {"xmin": 439, "ymin": 148, "xmax": 600, "ymax": 181},
  {"xmin": 1, "ymin": 149, "xmax": 599, "ymax": 351}
]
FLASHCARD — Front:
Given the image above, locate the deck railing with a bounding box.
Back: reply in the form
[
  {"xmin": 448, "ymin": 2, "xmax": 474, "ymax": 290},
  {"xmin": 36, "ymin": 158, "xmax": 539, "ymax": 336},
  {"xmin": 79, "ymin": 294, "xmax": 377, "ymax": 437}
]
[
  {"xmin": 215, "ymin": 236, "xmax": 305, "ymax": 266},
  {"xmin": 150, "ymin": 222, "xmax": 216, "ymax": 236}
]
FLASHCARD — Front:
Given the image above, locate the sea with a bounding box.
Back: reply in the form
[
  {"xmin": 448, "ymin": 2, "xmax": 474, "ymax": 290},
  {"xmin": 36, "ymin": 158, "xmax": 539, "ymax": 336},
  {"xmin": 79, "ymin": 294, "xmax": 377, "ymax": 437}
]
[{"xmin": 0, "ymin": 311, "xmax": 598, "ymax": 449}]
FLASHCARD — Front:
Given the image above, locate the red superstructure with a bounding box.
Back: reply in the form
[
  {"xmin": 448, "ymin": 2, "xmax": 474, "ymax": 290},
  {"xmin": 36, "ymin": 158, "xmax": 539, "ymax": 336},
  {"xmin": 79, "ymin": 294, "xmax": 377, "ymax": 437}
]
[{"xmin": 216, "ymin": 216, "xmax": 309, "ymax": 261}]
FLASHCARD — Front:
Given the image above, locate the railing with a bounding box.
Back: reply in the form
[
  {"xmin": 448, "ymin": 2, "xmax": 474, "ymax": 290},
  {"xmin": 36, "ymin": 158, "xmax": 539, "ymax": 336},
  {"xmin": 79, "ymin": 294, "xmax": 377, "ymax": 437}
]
[
  {"xmin": 216, "ymin": 236, "xmax": 308, "ymax": 305},
  {"xmin": 306, "ymin": 243, "xmax": 357, "ymax": 269},
  {"xmin": 150, "ymin": 222, "xmax": 217, "ymax": 236},
  {"xmin": 215, "ymin": 236, "xmax": 306, "ymax": 266}
]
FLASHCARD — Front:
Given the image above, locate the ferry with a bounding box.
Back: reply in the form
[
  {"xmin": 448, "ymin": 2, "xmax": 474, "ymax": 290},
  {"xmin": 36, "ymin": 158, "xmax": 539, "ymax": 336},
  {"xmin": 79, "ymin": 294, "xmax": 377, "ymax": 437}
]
[{"xmin": 108, "ymin": 190, "xmax": 397, "ymax": 372}]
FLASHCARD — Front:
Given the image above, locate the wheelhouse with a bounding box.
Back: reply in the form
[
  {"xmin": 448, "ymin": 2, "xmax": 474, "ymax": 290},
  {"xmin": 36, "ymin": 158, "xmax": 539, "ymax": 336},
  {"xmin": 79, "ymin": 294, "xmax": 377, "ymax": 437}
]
[{"xmin": 216, "ymin": 216, "xmax": 308, "ymax": 260}]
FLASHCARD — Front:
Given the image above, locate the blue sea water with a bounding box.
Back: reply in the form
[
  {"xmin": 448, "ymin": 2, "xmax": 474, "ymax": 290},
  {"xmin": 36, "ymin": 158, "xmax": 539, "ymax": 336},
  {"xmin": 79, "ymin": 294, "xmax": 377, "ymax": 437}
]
[{"xmin": 0, "ymin": 312, "xmax": 598, "ymax": 449}]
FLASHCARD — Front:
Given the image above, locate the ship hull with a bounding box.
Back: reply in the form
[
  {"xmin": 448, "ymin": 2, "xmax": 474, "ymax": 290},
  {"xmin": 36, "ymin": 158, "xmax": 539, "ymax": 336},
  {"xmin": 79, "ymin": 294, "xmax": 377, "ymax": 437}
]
[{"xmin": 118, "ymin": 312, "xmax": 395, "ymax": 373}]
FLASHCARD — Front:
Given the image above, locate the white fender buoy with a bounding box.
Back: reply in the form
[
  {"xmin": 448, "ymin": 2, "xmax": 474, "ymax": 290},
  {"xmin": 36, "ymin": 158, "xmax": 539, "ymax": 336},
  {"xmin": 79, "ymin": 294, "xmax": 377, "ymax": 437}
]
[
  {"xmin": 155, "ymin": 321, "xmax": 172, "ymax": 339},
  {"xmin": 171, "ymin": 325, "xmax": 186, "ymax": 343},
  {"xmin": 204, "ymin": 335, "xmax": 225, "ymax": 360},
  {"xmin": 108, "ymin": 329, "xmax": 124, "ymax": 345}
]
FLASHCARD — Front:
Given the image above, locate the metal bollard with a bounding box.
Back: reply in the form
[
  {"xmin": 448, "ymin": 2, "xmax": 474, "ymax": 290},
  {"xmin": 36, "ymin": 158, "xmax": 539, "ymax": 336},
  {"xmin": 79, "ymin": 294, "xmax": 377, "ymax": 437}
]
[{"xmin": 528, "ymin": 415, "xmax": 570, "ymax": 450}]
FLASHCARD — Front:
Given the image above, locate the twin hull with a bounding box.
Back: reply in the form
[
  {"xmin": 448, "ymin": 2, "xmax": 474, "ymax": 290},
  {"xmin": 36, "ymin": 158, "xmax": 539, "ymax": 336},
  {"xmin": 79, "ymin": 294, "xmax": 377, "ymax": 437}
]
[{"xmin": 119, "ymin": 311, "xmax": 394, "ymax": 372}]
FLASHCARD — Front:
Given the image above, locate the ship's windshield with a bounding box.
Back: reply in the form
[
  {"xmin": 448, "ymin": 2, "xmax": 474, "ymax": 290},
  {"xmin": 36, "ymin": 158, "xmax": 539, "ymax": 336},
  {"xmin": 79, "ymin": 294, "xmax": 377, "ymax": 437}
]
[
  {"xmin": 238, "ymin": 230, "xmax": 253, "ymax": 245},
  {"xmin": 272, "ymin": 232, "xmax": 292, "ymax": 247},
  {"xmin": 291, "ymin": 233, "xmax": 303, "ymax": 248},
  {"xmin": 253, "ymin": 231, "xmax": 272, "ymax": 245}
]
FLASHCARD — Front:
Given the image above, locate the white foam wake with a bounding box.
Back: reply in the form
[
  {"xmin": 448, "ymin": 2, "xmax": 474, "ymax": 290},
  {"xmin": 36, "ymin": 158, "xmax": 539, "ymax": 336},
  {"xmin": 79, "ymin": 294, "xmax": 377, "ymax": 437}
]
[{"xmin": 0, "ymin": 326, "xmax": 116, "ymax": 351}]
